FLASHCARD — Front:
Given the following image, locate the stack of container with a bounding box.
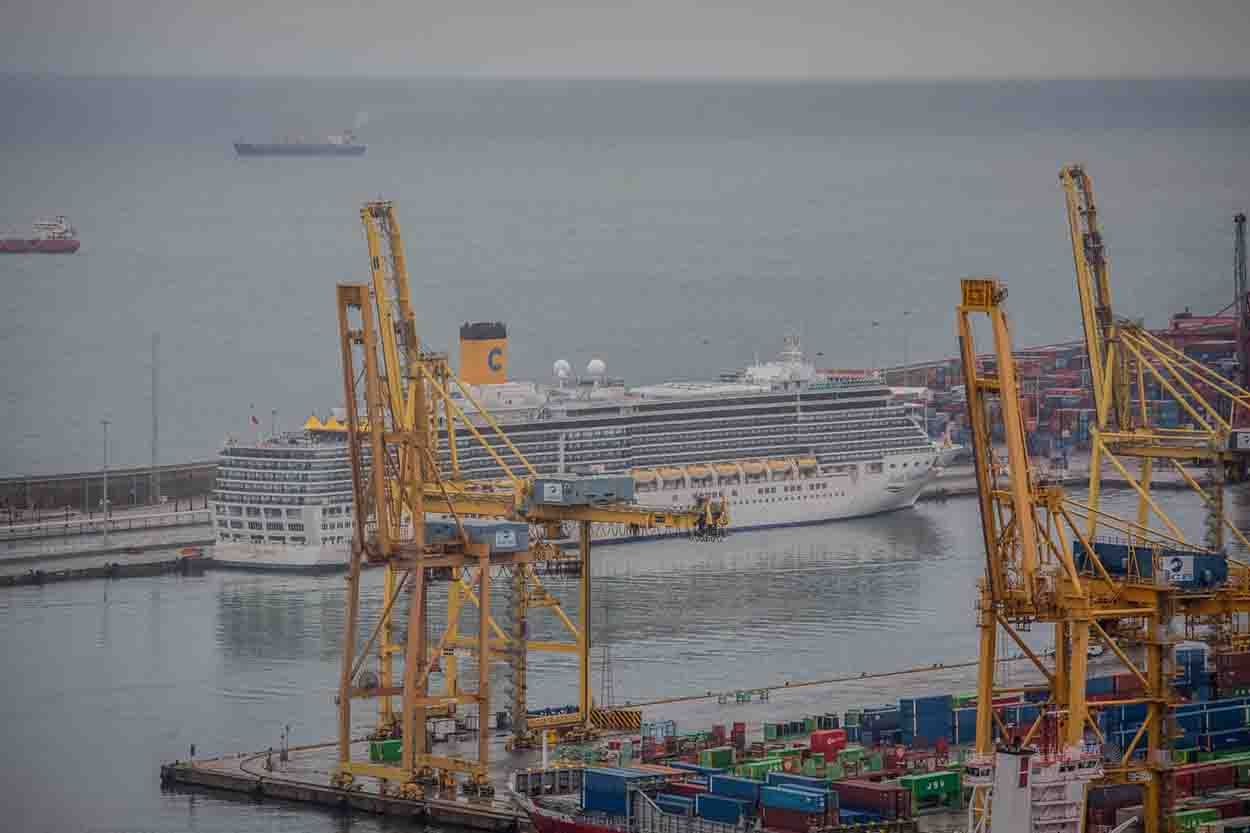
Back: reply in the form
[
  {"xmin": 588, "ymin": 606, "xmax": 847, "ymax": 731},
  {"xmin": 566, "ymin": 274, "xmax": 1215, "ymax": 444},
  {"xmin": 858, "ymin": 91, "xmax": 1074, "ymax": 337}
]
[
  {"xmin": 897, "ymin": 770, "xmax": 961, "ymax": 809},
  {"xmin": 827, "ymin": 780, "xmax": 911, "ymax": 821},
  {"xmin": 694, "ymin": 793, "xmax": 749, "ymax": 823},
  {"xmin": 1217, "ymin": 652, "xmax": 1250, "ymax": 697},
  {"xmin": 698, "ymin": 746, "xmax": 735, "ymax": 769},
  {"xmin": 758, "ymin": 779, "xmax": 838, "ymax": 831},
  {"xmin": 582, "ymin": 768, "xmax": 657, "ymax": 817},
  {"xmin": 655, "ymin": 794, "xmax": 694, "ymax": 817},
  {"xmin": 899, "ymin": 695, "xmax": 953, "ymax": 747},
  {"xmin": 730, "ymin": 722, "xmax": 747, "ymax": 752},
  {"xmin": 861, "ymin": 705, "xmax": 900, "ymax": 746},
  {"xmin": 709, "ymin": 774, "xmax": 762, "ymax": 804},
  {"xmin": 809, "ymin": 728, "xmax": 846, "ymax": 756}
]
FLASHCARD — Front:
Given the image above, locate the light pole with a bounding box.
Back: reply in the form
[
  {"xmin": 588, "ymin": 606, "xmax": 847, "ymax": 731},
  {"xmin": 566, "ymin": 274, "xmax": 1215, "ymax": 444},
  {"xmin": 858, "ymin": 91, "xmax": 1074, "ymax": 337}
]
[
  {"xmin": 902, "ymin": 310, "xmax": 913, "ymax": 384},
  {"xmin": 101, "ymin": 418, "xmax": 111, "ymax": 545},
  {"xmin": 271, "ymin": 408, "xmax": 278, "ymax": 439},
  {"xmin": 871, "ymin": 320, "xmax": 881, "ymax": 375}
]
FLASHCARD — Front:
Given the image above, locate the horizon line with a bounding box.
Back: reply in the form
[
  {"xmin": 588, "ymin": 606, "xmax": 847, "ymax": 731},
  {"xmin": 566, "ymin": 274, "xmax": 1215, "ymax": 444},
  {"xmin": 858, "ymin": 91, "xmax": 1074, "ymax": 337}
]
[{"xmin": 4, "ymin": 70, "xmax": 1250, "ymax": 85}]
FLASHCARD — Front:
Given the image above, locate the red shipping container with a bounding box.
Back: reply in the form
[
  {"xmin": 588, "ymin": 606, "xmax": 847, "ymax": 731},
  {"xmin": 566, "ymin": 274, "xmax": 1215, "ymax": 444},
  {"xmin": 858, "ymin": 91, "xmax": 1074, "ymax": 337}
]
[
  {"xmin": 760, "ymin": 806, "xmax": 816, "ymax": 832},
  {"xmin": 1113, "ymin": 673, "xmax": 1144, "ymax": 696},
  {"xmin": 809, "ymin": 729, "xmax": 847, "ymax": 757},
  {"xmin": 662, "ymin": 782, "xmax": 708, "ymax": 798},
  {"xmin": 827, "ymin": 780, "xmax": 911, "ymax": 820},
  {"xmin": 1215, "ymin": 651, "xmax": 1250, "ymax": 671},
  {"xmin": 1195, "ymin": 764, "xmax": 1236, "ymax": 793},
  {"xmin": 1204, "ymin": 797, "xmax": 1246, "ymax": 818}
]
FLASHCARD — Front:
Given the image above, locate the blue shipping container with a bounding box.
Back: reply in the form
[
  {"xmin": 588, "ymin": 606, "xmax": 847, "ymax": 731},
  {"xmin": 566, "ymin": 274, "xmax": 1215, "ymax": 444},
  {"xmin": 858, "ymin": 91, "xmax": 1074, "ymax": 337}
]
[
  {"xmin": 696, "ymin": 794, "xmax": 747, "ymax": 824},
  {"xmin": 1087, "ymin": 676, "xmax": 1115, "ymax": 696},
  {"xmin": 657, "ymin": 795, "xmax": 695, "ymax": 817},
  {"xmin": 710, "ymin": 774, "xmax": 761, "ymax": 803},
  {"xmin": 767, "ymin": 772, "xmax": 834, "ymax": 797},
  {"xmin": 760, "ymin": 786, "xmax": 826, "ymax": 813},
  {"xmin": 583, "ymin": 789, "xmax": 629, "ymax": 816}
]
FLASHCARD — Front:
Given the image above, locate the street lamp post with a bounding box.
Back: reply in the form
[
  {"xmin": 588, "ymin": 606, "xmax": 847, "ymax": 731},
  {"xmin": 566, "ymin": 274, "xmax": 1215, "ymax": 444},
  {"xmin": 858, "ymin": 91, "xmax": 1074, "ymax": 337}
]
[
  {"xmin": 902, "ymin": 310, "xmax": 912, "ymax": 379},
  {"xmin": 871, "ymin": 321, "xmax": 880, "ymax": 374},
  {"xmin": 101, "ymin": 418, "xmax": 111, "ymax": 546}
]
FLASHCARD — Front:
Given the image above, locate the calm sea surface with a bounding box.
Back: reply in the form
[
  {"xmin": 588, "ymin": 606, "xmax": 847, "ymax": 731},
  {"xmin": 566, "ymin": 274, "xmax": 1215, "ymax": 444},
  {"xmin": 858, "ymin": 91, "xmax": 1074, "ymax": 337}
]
[
  {"xmin": 2, "ymin": 486, "xmax": 1249, "ymax": 832},
  {"xmin": 1, "ymin": 77, "xmax": 1247, "ymax": 476}
]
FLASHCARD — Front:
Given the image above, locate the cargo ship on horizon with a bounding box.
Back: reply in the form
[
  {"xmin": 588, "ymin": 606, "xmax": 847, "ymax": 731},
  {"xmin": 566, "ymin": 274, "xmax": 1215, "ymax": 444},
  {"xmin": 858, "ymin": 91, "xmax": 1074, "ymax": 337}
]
[
  {"xmin": 233, "ymin": 130, "xmax": 366, "ymax": 157},
  {"xmin": 1, "ymin": 216, "xmax": 80, "ymax": 254}
]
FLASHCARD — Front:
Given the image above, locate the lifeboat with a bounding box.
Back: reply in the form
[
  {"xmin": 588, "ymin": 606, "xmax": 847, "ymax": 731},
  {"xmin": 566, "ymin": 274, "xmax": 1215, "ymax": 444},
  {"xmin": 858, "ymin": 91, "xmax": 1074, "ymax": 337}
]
[
  {"xmin": 494, "ymin": 478, "xmax": 515, "ymax": 491},
  {"xmin": 797, "ymin": 457, "xmax": 818, "ymax": 473},
  {"xmin": 632, "ymin": 469, "xmax": 657, "ymax": 483},
  {"xmin": 768, "ymin": 459, "xmax": 791, "ymax": 472},
  {"xmin": 687, "ymin": 464, "xmax": 713, "ymax": 482},
  {"xmin": 659, "ymin": 467, "xmax": 685, "ymax": 484},
  {"xmin": 742, "ymin": 461, "xmax": 767, "ymax": 477}
]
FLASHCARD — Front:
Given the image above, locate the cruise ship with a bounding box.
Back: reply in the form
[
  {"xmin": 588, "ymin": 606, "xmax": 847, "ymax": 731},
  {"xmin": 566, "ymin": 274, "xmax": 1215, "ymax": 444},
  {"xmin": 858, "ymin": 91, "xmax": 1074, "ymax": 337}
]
[{"xmin": 210, "ymin": 324, "xmax": 950, "ymax": 569}]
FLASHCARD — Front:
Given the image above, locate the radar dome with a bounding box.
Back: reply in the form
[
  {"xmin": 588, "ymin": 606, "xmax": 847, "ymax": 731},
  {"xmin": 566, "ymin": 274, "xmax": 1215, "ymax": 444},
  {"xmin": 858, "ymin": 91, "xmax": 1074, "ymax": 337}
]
[
  {"xmin": 553, "ymin": 359, "xmax": 572, "ymax": 379},
  {"xmin": 587, "ymin": 358, "xmax": 607, "ymax": 377}
]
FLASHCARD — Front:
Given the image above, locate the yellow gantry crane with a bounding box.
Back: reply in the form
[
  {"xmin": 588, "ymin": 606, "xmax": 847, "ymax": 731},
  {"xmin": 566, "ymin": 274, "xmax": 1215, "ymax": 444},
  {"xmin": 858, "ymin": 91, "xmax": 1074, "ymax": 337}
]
[
  {"xmin": 332, "ymin": 201, "xmax": 726, "ymax": 796},
  {"xmin": 960, "ymin": 276, "xmax": 1250, "ymax": 833},
  {"xmin": 1060, "ymin": 163, "xmax": 1250, "ymax": 554}
]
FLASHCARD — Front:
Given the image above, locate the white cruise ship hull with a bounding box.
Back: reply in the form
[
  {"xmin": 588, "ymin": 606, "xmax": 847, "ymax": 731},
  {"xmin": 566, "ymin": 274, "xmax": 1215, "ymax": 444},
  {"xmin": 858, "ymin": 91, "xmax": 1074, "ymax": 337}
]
[
  {"xmin": 591, "ymin": 450, "xmax": 937, "ymax": 543},
  {"xmin": 211, "ymin": 540, "xmax": 349, "ymax": 572}
]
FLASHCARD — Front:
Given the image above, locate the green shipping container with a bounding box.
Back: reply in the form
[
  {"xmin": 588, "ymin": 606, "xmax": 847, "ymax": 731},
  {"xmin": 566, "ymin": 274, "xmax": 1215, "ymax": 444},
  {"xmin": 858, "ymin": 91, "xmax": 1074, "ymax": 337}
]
[
  {"xmin": 839, "ymin": 745, "xmax": 864, "ymax": 764},
  {"xmin": 699, "ymin": 746, "xmax": 734, "ymax": 769},
  {"xmin": 864, "ymin": 752, "xmax": 884, "ymax": 773},
  {"xmin": 844, "ymin": 710, "xmax": 862, "ymax": 728},
  {"xmin": 1171, "ymin": 808, "xmax": 1219, "ymax": 832},
  {"xmin": 826, "ymin": 761, "xmax": 845, "ymax": 781},
  {"xmin": 804, "ymin": 717, "xmax": 817, "ymax": 733},
  {"xmin": 764, "ymin": 723, "xmax": 779, "ymax": 741},
  {"xmin": 369, "ymin": 738, "xmax": 402, "ymax": 762}
]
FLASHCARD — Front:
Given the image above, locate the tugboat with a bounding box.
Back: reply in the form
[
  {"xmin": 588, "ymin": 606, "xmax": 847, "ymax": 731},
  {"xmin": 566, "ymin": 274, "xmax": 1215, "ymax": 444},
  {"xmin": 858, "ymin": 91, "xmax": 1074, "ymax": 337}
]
[{"xmin": 1, "ymin": 217, "xmax": 80, "ymax": 253}]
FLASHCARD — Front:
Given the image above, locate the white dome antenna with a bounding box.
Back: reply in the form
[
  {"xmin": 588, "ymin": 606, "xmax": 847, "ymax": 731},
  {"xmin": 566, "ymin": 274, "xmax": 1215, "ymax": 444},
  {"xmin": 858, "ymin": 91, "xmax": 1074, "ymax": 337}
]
[
  {"xmin": 587, "ymin": 358, "xmax": 607, "ymax": 378},
  {"xmin": 553, "ymin": 359, "xmax": 572, "ymax": 388}
]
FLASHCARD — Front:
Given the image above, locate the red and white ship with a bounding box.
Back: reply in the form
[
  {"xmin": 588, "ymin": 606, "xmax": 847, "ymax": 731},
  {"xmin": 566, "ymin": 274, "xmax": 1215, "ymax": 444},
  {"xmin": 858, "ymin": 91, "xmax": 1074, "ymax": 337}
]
[{"xmin": 1, "ymin": 216, "xmax": 80, "ymax": 253}]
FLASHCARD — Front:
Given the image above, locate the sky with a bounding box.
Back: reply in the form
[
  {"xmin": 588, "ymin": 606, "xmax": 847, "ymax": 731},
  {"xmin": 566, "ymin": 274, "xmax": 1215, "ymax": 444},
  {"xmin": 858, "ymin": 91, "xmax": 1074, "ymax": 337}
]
[{"xmin": 5, "ymin": 0, "xmax": 1250, "ymax": 80}]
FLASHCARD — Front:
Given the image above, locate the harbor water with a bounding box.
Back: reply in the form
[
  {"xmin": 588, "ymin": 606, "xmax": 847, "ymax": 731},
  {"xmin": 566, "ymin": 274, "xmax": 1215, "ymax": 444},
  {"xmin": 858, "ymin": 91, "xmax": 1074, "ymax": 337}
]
[
  {"xmin": 3, "ymin": 77, "xmax": 1249, "ymax": 476},
  {"xmin": 2, "ymin": 486, "xmax": 1248, "ymax": 832}
]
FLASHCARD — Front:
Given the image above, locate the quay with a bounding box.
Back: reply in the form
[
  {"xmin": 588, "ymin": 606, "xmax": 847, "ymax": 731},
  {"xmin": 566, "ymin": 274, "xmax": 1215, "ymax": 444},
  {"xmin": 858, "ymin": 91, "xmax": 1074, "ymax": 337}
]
[{"xmin": 159, "ymin": 657, "xmax": 1003, "ymax": 832}]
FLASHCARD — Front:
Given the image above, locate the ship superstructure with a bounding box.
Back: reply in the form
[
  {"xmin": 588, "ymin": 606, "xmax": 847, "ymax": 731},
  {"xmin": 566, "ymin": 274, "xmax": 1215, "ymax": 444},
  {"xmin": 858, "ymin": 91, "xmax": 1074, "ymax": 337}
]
[
  {"xmin": 963, "ymin": 743, "xmax": 1104, "ymax": 833},
  {"xmin": 210, "ymin": 429, "xmax": 359, "ymax": 570}
]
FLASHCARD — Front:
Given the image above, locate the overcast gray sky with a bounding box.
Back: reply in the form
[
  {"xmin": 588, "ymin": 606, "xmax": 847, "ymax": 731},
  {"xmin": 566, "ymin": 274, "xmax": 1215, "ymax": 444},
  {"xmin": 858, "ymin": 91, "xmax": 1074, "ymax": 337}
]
[{"xmin": 5, "ymin": 0, "xmax": 1249, "ymax": 79}]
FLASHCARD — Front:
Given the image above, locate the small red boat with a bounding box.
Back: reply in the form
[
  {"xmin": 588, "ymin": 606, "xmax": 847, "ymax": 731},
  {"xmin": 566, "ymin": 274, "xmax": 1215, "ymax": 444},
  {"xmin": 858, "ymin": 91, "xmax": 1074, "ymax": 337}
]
[{"xmin": 1, "ymin": 216, "xmax": 80, "ymax": 253}]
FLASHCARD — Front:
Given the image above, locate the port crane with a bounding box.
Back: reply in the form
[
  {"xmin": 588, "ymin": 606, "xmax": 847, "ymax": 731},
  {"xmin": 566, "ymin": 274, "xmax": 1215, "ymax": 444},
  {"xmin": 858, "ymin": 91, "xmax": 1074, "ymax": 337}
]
[
  {"xmin": 960, "ymin": 274, "xmax": 1250, "ymax": 833},
  {"xmin": 332, "ymin": 201, "xmax": 726, "ymax": 796},
  {"xmin": 1060, "ymin": 164, "xmax": 1250, "ymax": 554}
]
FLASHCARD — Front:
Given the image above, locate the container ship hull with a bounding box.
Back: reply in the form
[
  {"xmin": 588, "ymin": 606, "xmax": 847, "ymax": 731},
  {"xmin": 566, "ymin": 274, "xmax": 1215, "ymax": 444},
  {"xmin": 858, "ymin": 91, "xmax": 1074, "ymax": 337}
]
[
  {"xmin": 0, "ymin": 238, "xmax": 80, "ymax": 253},
  {"xmin": 234, "ymin": 142, "xmax": 366, "ymax": 157}
]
